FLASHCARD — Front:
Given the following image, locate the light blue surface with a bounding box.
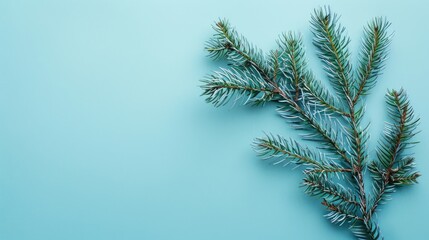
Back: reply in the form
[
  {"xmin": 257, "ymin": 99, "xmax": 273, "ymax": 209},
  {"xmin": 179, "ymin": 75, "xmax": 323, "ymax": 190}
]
[{"xmin": 0, "ymin": 0, "xmax": 428, "ymax": 239}]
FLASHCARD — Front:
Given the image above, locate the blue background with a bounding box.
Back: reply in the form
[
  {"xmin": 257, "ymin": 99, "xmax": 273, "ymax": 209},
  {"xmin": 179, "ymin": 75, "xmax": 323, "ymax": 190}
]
[{"xmin": 0, "ymin": 0, "xmax": 428, "ymax": 239}]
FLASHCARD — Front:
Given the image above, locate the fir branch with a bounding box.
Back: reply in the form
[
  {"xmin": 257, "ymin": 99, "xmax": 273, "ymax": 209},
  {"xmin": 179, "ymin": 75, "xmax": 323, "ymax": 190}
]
[
  {"xmin": 376, "ymin": 89, "xmax": 419, "ymax": 170},
  {"xmin": 310, "ymin": 6, "xmax": 353, "ymax": 102},
  {"xmin": 276, "ymin": 32, "xmax": 349, "ymax": 116},
  {"xmin": 255, "ymin": 134, "xmax": 322, "ymax": 167},
  {"xmin": 368, "ymin": 89, "xmax": 420, "ymax": 220},
  {"xmin": 310, "ymin": 6, "xmax": 367, "ymax": 185},
  {"xmin": 353, "ymin": 18, "xmax": 392, "ymax": 104},
  {"xmin": 201, "ymin": 67, "xmax": 275, "ymax": 106},
  {"xmin": 310, "ymin": 8, "xmax": 371, "ymax": 229},
  {"xmin": 276, "ymin": 99, "xmax": 352, "ymax": 165},
  {"xmin": 302, "ymin": 72, "xmax": 350, "ymax": 117},
  {"xmin": 255, "ymin": 134, "xmax": 352, "ymax": 185},
  {"xmin": 341, "ymin": 105, "xmax": 370, "ymax": 233},
  {"xmin": 350, "ymin": 219, "xmax": 382, "ymax": 240},
  {"xmin": 277, "ymin": 32, "xmax": 306, "ymax": 101},
  {"xmin": 267, "ymin": 50, "xmax": 280, "ymax": 81},
  {"xmin": 206, "ymin": 19, "xmax": 270, "ymax": 80},
  {"xmin": 367, "ymin": 179, "xmax": 395, "ymax": 222},
  {"xmin": 209, "ymin": 19, "xmax": 354, "ymax": 163},
  {"xmin": 274, "ymin": 32, "xmax": 352, "ymax": 163},
  {"xmin": 304, "ymin": 174, "xmax": 359, "ymax": 207},
  {"xmin": 392, "ymin": 156, "xmax": 417, "ymax": 177},
  {"xmin": 392, "ymin": 172, "xmax": 420, "ymax": 185},
  {"xmin": 322, "ymin": 199, "xmax": 363, "ymax": 225},
  {"xmin": 201, "ymin": 7, "xmax": 420, "ymax": 239}
]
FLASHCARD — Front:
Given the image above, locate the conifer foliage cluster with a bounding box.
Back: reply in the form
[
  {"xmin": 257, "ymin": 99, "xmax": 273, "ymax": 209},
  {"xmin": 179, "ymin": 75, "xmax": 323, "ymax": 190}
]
[{"xmin": 200, "ymin": 7, "xmax": 420, "ymax": 239}]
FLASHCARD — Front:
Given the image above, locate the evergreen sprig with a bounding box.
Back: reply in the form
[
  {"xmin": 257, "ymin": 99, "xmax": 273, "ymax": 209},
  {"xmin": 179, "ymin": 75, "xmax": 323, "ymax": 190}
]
[{"xmin": 201, "ymin": 7, "xmax": 420, "ymax": 240}]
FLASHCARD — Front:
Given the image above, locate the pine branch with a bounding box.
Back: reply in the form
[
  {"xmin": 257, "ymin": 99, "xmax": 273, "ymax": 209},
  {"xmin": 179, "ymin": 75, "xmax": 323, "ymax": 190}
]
[
  {"xmin": 376, "ymin": 89, "xmax": 419, "ymax": 170},
  {"xmin": 392, "ymin": 156, "xmax": 418, "ymax": 178},
  {"xmin": 206, "ymin": 19, "xmax": 270, "ymax": 80},
  {"xmin": 205, "ymin": 19, "xmax": 353, "ymax": 164},
  {"xmin": 392, "ymin": 172, "xmax": 420, "ymax": 185},
  {"xmin": 310, "ymin": 6, "xmax": 353, "ymax": 103},
  {"xmin": 310, "ymin": 7, "xmax": 367, "ymax": 167},
  {"xmin": 344, "ymin": 106, "xmax": 370, "ymax": 229},
  {"xmin": 368, "ymin": 89, "xmax": 420, "ymax": 220},
  {"xmin": 277, "ymin": 32, "xmax": 349, "ymax": 116},
  {"xmin": 310, "ymin": 5, "xmax": 366, "ymax": 169},
  {"xmin": 302, "ymin": 71, "xmax": 350, "ymax": 117},
  {"xmin": 201, "ymin": 67, "xmax": 275, "ymax": 106},
  {"xmin": 274, "ymin": 32, "xmax": 352, "ymax": 163},
  {"xmin": 267, "ymin": 50, "xmax": 281, "ymax": 81},
  {"xmin": 254, "ymin": 134, "xmax": 349, "ymax": 171},
  {"xmin": 255, "ymin": 134, "xmax": 322, "ymax": 167},
  {"xmin": 201, "ymin": 7, "xmax": 420, "ymax": 239},
  {"xmin": 311, "ymin": 8, "xmax": 372, "ymax": 231},
  {"xmin": 304, "ymin": 174, "xmax": 359, "ymax": 207},
  {"xmin": 367, "ymin": 179, "xmax": 395, "ymax": 222},
  {"xmin": 353, "ymin": 18, "xmax": 392, "ymax": 104},
  {"xmin": 322, "ymin": 199, "xmax": 363, "ymax": 225},
  {"xmin": 350, "ymin": 219, "xmax": 382, "ymax": 240},
  {"xmin": 277, "ymin": 32, "xmax": 306, "ymax": 101},
  {"xmin": 276, "ymin": 99, "xmax": 352, "ymax": 165}
]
